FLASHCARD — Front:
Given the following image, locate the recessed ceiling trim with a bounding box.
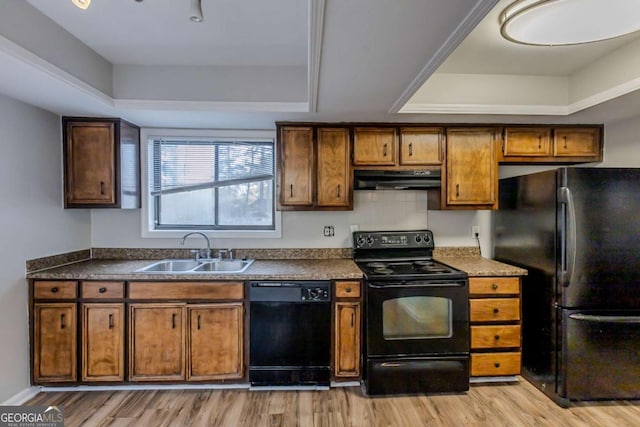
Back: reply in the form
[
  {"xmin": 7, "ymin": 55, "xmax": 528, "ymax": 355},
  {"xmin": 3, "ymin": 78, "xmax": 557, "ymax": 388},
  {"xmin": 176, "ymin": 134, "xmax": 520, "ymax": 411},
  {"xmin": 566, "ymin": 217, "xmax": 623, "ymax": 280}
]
[
  {"xmin": 568, "ymin": 75, "xmax": 640, "ymax": 115},
  {"xmin": 114, "ymin": 99, "xmax": 309, "ymax": 113},
  {"xmin": 0, "ymin": 34, "xmax": 113, "ymax": 107},
  {"xmin": 308, "ymin": 0, "xmax": 325, "ymax": 113},
  {"xmin": 399, "ymin": 103, "xmax": 569, "ymax": 115},
  {"xmin": 389, "ymin": 0, "xmax": 501, "ymax": 114}
]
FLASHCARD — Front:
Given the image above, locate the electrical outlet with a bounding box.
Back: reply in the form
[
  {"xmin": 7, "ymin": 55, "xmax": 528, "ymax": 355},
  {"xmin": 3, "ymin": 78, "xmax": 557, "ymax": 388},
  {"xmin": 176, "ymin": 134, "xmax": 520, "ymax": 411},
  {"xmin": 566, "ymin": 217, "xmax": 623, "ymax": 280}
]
[
  {"xmin": 471, "ymin": 226, "xmax": 480, "ymax": 238},
  {"xmin": 323, "ymin": 225, "xmax": 335, "ymax": 237}
]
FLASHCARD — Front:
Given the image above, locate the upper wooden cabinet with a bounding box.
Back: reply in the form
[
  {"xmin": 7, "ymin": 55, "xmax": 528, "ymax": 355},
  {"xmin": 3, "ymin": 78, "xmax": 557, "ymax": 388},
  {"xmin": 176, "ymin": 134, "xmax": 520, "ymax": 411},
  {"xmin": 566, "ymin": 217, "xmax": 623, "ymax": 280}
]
[
  {"xmin": 399, "ymin": 127, "xmax": 443, "ymax": 166},
  {"xmin": 63, "ymin": 117, "xmax": 140, "ymax": 209},
  {"xmin": 501, "ymin": 126, "xmax": 602, "ymax": 163},
  {"xmin": 353, "ymin": 127, "xmax": 397, "ymax": 166},
  {"xmin": 277, "ymin": 125, "xmax": 352, "ymax": 210},
  {"xmin": 444, "ymin": 128, "xmax": 499, "ymax": 210}
]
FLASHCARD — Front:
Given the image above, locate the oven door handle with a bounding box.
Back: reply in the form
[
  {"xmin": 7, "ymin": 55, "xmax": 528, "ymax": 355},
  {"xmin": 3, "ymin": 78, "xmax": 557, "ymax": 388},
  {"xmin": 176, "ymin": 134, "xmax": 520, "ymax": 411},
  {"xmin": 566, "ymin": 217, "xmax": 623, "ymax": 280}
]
[{"xmin": 368, "ymin": 281, "xmax": 466, "ymax": 289}]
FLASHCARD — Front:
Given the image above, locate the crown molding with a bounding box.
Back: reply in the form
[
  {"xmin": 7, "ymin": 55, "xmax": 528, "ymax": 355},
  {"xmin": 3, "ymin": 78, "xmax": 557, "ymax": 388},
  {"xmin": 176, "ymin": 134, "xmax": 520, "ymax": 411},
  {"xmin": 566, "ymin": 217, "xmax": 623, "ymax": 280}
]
[
  {"xmin": 399, "ymin": 103, "xmax": 569, "ymax": 115},
  {"xmin": 115, "ymin": 99, "xmax": 308, "ymax": 113}
]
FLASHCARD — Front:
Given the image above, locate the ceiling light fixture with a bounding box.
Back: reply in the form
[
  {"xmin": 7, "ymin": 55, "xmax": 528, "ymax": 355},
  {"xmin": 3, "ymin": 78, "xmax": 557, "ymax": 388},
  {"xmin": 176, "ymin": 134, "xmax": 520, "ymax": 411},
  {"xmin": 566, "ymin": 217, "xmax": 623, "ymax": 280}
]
[
  {"xmin": 500, "ymin": 0, "xmax": 640, "ymax": 46},
  {"xmin": 190, "ymin": 0, "xmax": 204, "ymax": 23},
  {"xmin": 71, "ymin": 0, "xmax": 91, "ymax": 10}
]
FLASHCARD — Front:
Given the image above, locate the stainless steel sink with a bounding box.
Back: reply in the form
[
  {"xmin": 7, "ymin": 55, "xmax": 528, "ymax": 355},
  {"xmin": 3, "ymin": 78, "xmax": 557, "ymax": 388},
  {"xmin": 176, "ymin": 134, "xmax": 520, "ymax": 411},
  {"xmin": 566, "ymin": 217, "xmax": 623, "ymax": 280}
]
[{"xmin": 135, "ymin": 258, "xmax": 254, "ymax": 274}]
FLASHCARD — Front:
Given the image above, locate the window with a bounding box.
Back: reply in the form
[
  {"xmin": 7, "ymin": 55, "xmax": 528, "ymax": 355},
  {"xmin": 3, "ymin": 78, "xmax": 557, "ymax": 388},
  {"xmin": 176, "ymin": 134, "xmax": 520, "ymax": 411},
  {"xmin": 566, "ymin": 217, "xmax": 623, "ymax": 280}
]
[{"xmin": 144, "ymin": 130, "xmax": 276, "ymax": 234}]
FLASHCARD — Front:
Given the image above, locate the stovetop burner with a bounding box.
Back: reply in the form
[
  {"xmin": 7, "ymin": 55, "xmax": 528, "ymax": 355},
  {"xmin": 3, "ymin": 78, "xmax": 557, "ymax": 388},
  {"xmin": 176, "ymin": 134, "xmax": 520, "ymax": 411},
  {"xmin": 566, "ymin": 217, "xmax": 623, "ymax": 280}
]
[{"xmin": 352, "ymin": 230, "xmax": 468, "ymax": 281}]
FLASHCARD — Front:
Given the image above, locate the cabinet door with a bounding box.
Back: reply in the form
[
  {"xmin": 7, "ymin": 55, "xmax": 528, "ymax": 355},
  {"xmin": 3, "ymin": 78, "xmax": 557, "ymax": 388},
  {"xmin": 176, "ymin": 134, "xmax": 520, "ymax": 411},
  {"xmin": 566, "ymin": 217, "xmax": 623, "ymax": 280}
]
[
  {"xmin": 353, "ymin": 128, "xmax": 397, "ymax": 165},
  {"xmin": 65, "ymin": 121, "xmax": 115, "ymax": 206},
  {"xmin": 503, "ymin": 128, "xmax": 552, "ymax": 157},
  {"xmin": 129, "ymin": 304, "xmax": 186, "ymax": 381},
  {"xmin": 279, "ymin": 127, "xmax": 314, "ymax": 206},
  {"xmin": 554, "ymin": 128, "xmax": 600, "ymax": 157},
  {"xmin": 399, "ymin": 127, "xmax": 443, "ymax": 165},
  {"xmin": 82, "ymin": 303, "xmax": 124, "ymax": 382},
  {"xmin": 188, "ymin": 303, "xmax": 244, "ymax": 380},
  {"xmin": 446, "ymin": 128, "xmax": 498, "ymax": 208},
  {"xmin": 317, "ymin": 128, "xmax": 351, "ymax": 208},
  {"xmin": 334, "ymin": 302, "xmax": 361, "ymax": 378},
  {"xmin": 33, "ymin": 303, "xmax": 77, "ymax": 383}
]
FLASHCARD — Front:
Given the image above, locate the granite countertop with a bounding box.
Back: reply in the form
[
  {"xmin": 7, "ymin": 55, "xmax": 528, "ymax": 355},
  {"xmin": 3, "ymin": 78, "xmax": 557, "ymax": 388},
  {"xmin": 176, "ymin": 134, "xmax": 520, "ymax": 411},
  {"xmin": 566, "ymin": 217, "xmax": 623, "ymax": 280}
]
[
  {"xmin": 26, "ymin": 256, "xmax": 526, "ymax": 281},
  {"xmin": 26, "ymin": 258, "xmax": 365, "ymax": 281}
]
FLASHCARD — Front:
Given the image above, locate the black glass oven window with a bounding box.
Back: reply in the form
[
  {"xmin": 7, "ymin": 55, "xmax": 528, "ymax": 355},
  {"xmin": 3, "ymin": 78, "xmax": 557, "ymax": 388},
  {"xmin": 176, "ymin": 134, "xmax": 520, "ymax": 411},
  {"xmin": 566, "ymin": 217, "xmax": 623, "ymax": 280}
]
[{"xmin": 382, "ymin": 296, "xmax": 453, "ymax": 340}]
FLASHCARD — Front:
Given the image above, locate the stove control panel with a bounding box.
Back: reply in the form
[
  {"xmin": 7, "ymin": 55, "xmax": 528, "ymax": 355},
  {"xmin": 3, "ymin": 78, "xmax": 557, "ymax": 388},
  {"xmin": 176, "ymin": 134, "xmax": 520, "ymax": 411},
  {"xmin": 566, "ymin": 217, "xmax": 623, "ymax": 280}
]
[{"xmin": 353, "ymin": 230, "xmax": 434, "ymax": 250}]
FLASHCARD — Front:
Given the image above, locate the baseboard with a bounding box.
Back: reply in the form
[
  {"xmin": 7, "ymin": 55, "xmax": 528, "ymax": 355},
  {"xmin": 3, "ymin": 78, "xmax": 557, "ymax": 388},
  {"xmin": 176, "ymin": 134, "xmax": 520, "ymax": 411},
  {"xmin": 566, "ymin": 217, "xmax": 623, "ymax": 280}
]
[
  {"xmin": 470, "ymin": 376, "xmax": 519, "ymax": 384},
  {"xmin": 39, "ymin": 383, "xmax": 249, "ymax": 392},
  {"xmin": 2, "ymin": 387, "xmax": 42, "ymax": 405}
]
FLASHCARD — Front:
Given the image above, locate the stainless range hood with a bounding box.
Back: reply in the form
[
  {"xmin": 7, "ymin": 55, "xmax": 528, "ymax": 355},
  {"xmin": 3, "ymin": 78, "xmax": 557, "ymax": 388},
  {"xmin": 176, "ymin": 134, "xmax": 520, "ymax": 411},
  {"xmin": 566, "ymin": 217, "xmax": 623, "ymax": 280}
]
[{"xmin": 354, "ymin": 169, "xmax": 441, "ymax": 190}]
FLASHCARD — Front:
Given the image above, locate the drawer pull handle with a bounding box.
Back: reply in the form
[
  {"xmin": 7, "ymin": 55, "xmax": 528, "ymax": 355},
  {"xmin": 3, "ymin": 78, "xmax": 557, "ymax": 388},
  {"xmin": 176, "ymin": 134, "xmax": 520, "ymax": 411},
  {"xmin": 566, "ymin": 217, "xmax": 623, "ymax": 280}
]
[
  {"xmin": 494, "ymin": 362, "xmax": 501, "ymax": 368},
  {"xmin": 538, "ymin": 135, "xmax": 542, "ymax": 149},
  {"xmin": 563, "ymin": 136, "xmax": 568, "ymax": 149},
  {"xmin": 491, "ymin": 283, "xmax": 498, "ymax": 290},
  {"xmin": 494, "ymin": 335, "xmax": 500, "ymax": 340},
  {"xmin": 99, "ymin": 287, "xmax": 107, "ymax": 293},
  {"xmin": 493, "ymin": 308, "xmax": 500, "ymax": 314},
  {"xmin": 108, "ymin": 314, "xmax": 113, "ymax": 330},
  {"xmin": 60, "ymin": 314, "xmax": 65, "ymax": 329},
  {"xmin": 100, "ymin": 181, "xmax": 105, "ymax": 195},
  {"xmin": 456, "ymin": 184, "xmax": 460, "ymax": 198},
  {"xmin": 383, "ymin": 143, "xmax": 388, "ymax": 157},
  {"xmin": 337, "ymin": 184, "xmax": 341, "ymax": 198},
  {"xmin": 345, "ymin": 287, "xmax": 352, "ymax": 293},
  {"xmin": 51, "ymin": 287, "xmax": 59, "ymax": 293},
  {"xmin": 409, "ymin": 142, "xmax": 413, "ymax": 156}
]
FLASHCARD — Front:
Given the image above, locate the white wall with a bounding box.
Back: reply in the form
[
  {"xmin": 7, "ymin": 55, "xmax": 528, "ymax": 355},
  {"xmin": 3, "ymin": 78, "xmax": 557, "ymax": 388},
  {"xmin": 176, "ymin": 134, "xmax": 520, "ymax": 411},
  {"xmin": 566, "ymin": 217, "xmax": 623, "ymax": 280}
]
[
  {"xmin": 91, "ymin": 190, "xmax": 484, "ymax": 250},
  {"xmin": 0, "ymin": 94, "xmax": 91, "ymax": 402}
]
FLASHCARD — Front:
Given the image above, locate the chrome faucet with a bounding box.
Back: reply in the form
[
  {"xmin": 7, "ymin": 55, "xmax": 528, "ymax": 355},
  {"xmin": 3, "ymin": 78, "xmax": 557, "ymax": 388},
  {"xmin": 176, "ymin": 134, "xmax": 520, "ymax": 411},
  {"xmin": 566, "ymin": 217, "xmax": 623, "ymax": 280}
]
[{"xmin": 180, "ymin": 232, "xmax": 211, "ymax": 260}]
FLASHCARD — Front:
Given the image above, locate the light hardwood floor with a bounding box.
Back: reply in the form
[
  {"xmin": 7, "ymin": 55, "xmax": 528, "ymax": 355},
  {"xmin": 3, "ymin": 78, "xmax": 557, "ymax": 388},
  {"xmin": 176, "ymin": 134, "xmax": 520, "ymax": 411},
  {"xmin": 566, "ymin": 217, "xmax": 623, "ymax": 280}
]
[{"xmin": 25, "ymin": 379, "xmax": 640, "ymax": 427}]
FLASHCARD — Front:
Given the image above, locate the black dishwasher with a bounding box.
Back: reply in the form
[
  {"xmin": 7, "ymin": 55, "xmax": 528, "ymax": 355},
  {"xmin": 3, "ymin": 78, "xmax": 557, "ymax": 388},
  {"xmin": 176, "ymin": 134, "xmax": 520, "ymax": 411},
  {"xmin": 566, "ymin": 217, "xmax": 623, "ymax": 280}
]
[{"xmin": 249, "ymin": 281, "xmax": 331, "ymax": 387}]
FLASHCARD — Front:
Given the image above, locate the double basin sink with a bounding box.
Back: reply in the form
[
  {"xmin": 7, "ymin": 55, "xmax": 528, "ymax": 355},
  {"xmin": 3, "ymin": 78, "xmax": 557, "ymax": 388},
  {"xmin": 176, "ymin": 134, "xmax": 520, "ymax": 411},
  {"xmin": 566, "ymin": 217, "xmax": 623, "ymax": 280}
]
[{"xmin": 136, "ymin": 258, "xmax": 255, "ymax": 274}]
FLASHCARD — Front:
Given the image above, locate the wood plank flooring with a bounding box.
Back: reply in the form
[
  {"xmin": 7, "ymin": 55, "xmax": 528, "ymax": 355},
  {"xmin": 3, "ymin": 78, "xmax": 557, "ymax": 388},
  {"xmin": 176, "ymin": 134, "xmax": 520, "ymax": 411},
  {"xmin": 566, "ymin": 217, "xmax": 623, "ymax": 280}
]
[{"xmin": 25, "ymin": 379, "xmax": 640, "ymax": 426}]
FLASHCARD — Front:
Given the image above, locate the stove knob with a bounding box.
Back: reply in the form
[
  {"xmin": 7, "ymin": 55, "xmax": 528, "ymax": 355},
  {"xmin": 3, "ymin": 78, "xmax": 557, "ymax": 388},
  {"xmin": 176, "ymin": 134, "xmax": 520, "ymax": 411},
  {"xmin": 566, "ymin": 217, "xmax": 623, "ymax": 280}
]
[
  {"xmin": 366, "ymin": 236, "xmax": 375, "ymax": 245},
  {"xmin": 423, "ymin": 234, "xmax": 432, "ymax": 244},
  {"xmin": 356, "ymin": 236, "xmax": 365, "ymax": 247},
  {"xmin": 415, "ymin": 235, "xmax": 422, "ymax": 243}
]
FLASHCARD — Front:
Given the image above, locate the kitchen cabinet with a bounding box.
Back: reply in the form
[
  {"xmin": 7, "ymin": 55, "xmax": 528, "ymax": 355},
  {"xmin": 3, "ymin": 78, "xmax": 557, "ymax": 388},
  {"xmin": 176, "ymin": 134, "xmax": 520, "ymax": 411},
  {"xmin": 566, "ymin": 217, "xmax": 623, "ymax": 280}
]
[
  {"xmin": 277, "ymin": 125, "xmax": 352, "ymax": 210},
  {"xmin": 444, "ymin": 128, "xmax": 499, "ymax": 209},
  {"xmin": 501, "ymin": 126, "xmax": 602, "ymax": 163},
  {"xmin": 353, "ymin": 127, "xmax": 397, "ymax": 166},
  {"xmin": 469, "ymin": 277, "xmax": 522, "ymax": 378},
  {"xmin": 399, "ymin": 127, "xmax": 443, "ymax": 166},
  {"xmin": 32, "ymin": 280, "xmax": 78, "ymax": 383},
  {"xmin": 129, "ymin": 303, "xmax": 186, "ymax": 381},
  {"xmin": 127, "ymin": 281, "xmax": 244, "ymax": 382},
  {"xmin": 188, "ymin": 303, "xmax": 244, "ymax": 380},
  {"xmin": 333, "ymin": 280, "xmax": 362, "ymax": 380},
  {"xmin": 82, "ymin": 303, "xmax": 125, "ymax": 382},
  {"xmin": 63, "ymin": 117, "xmax": 140, "ymax": 209}
]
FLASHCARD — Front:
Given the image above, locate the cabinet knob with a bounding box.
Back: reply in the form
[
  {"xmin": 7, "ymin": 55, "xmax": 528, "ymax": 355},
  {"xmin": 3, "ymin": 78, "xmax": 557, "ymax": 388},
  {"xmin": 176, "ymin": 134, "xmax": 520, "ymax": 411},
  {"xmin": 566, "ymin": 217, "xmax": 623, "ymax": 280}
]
[
  {"xmin": 50, "ymin": 287, "xmax": 59, "ymax": 293},
  {"xmin": 345, "ymin": 287, "xmax": 352, "ymax": 293},
  {"xmin": 491, "ymin": 283, "xmax": 498, "ymax": 290},
  {"xmin": 494, "ymin": 362, "xmax": 501, "ymax": 368},
  {"xmin": 99, "ymin": 287, "xmax": 107, "ymax": 293},
  {"xmin": 494, "ymin": 335, "xmax": 500, "ymax": 340},
  {"xmin": 493, "ymin": 308, "xmax": 500, "ymax": 314}
]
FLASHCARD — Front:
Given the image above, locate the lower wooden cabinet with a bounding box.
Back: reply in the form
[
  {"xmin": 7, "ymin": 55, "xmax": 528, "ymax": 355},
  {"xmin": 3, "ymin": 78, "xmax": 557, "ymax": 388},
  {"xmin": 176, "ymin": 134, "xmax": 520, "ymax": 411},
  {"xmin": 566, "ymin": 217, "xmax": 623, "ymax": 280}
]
[
  {"xmin": 33, "ymin": 303, "xmax": 77, "ymax": 383},
  {"xmin": 333, "ymin": 280, "xmax": 362, "ymax": 380},
  {"xmin": 188, "ymin": 303, "xmax": 244, "ymax": 380},
  {"xmin": 469, "ymin": 276, "xmax": 522, "ymax": 378},
  {"xmin": 82, "ymin": 303, "xmax": 125, "ymax": 382},
  {"xmin": 129, "ymin": 303, "xmax": 186, "ymax": 381}
]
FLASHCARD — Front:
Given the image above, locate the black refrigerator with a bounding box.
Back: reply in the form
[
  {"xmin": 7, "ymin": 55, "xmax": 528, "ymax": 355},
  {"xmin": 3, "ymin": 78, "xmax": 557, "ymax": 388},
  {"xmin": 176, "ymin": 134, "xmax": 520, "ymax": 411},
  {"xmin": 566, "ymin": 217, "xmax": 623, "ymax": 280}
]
[{"xmin": 494, "ymin": 167, "xmax": 640, "ymax": 406}]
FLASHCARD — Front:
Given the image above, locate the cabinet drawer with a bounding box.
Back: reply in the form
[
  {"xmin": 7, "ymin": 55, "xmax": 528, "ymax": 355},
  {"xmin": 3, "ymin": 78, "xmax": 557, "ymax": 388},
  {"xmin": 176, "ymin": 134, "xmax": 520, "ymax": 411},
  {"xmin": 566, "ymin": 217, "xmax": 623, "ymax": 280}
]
[
  {"xmin": 128, "ymin": 281, "xmax": 244, "ymax": 300},
  {"xmin": 335, "ymin": 281, "xmax": 361, "ymax": 298},
  {"xmin": 471, "ymin": 352, "xmax": 521, "ymax": 376},
  {"xmin": 469, "ymin": 277, "xmax": 519, "ymax": 295},
  {"xmin": 470, "ymin": 298, "xmax": 520, "ymax": 322},
  {"xmin": 81, "ymin": 281, "xmax": 124, "ymax": 299},
  {"xmin": 471, "ymin": 325, "xmax": 521, "ymax": 349},
  {"xmin": 34, "ymin": 281, "xmax": 77, "ymax": 299}
]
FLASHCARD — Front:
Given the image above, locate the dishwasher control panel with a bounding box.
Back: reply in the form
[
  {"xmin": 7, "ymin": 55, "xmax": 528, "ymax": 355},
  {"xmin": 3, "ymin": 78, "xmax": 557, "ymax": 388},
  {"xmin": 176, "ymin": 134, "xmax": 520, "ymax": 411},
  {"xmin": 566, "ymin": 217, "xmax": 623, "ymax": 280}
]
[{"xmin": 250, "ymin": 281, "xmax": 331, "ymax": 302}]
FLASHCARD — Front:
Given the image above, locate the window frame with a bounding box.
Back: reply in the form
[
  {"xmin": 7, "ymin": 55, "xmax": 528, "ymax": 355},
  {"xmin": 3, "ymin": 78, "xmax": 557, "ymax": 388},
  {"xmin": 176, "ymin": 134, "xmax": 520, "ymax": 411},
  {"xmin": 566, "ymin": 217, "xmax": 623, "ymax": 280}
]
[{"xmin": 140, "ymin": 128, "xmax": 281, "ymax": 238}]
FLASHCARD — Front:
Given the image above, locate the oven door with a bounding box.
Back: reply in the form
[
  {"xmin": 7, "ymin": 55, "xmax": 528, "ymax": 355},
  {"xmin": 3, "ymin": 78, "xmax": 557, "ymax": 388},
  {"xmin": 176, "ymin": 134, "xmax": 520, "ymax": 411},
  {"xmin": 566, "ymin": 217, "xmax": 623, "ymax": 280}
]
[{"xmin": 366, "ymin": 280, "xmax": 469, "ymax": 357}]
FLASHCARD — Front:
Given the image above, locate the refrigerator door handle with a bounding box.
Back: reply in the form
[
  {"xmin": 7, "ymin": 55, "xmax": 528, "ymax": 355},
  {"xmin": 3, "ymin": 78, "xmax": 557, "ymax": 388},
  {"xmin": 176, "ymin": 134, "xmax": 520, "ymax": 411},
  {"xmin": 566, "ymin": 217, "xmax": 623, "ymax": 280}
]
[
  {"xmin": 558, "ymin": 186, "xmax": 576, "ymax": 287},
  {"xmin": 569, "ymin": 313, "xmax": 640, "ymax": 324}
]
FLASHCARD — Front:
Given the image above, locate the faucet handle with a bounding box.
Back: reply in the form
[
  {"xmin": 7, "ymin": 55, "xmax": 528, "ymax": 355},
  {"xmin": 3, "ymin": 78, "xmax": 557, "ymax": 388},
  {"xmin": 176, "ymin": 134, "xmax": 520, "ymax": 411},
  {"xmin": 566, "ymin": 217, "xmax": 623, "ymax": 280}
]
[
  {"xmin": 228, "ymin": 249, "xmax": 234, "ymax": 260},
  {"xmin": 218, "ymin": 249, "xmax": 229, "ymax": 259},
  {"xmin": 189, "ymin": 249, "xmax": 201, "ymax": 260}
]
